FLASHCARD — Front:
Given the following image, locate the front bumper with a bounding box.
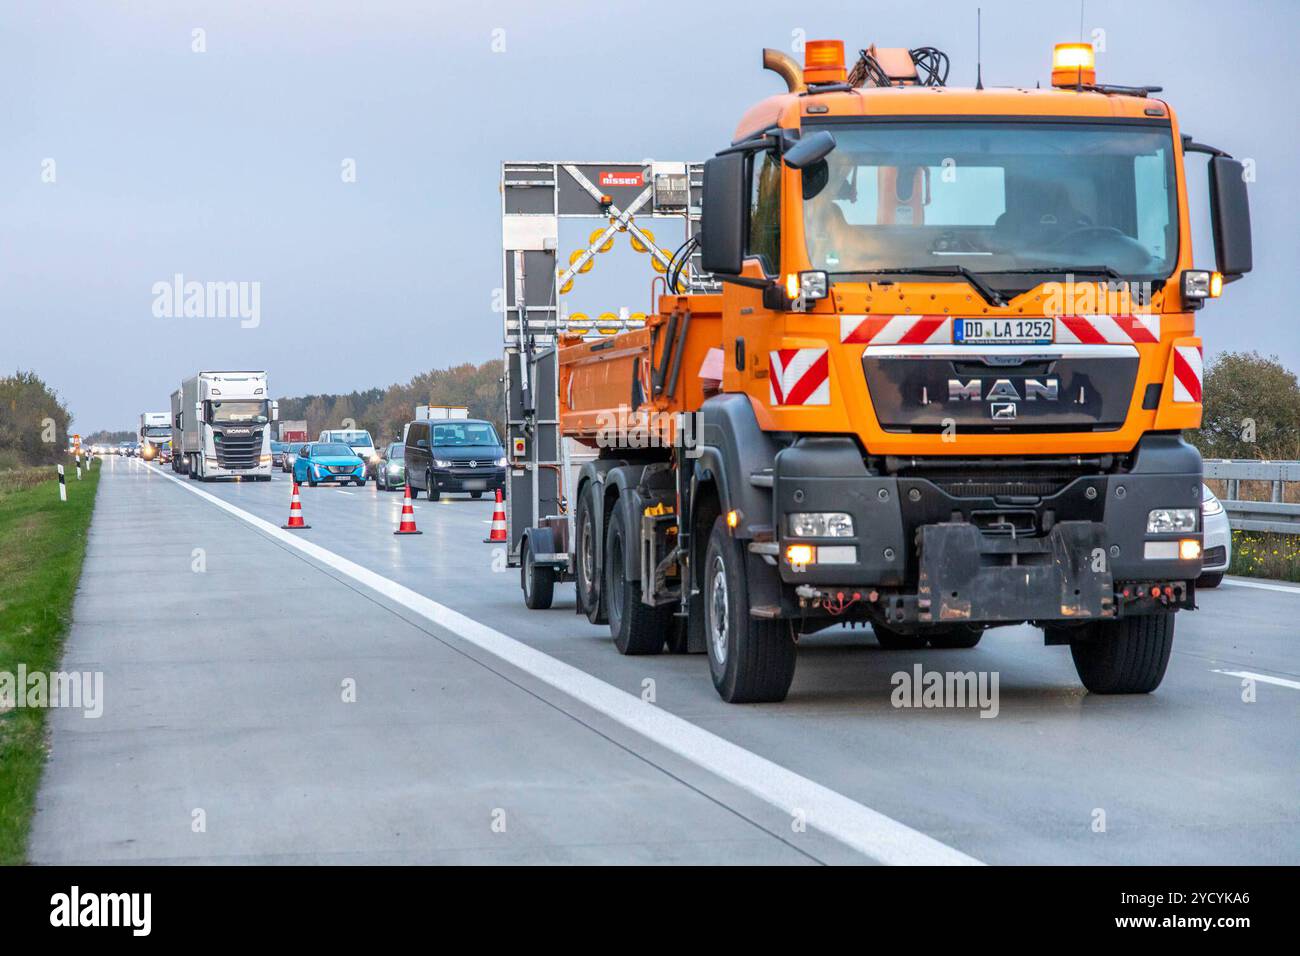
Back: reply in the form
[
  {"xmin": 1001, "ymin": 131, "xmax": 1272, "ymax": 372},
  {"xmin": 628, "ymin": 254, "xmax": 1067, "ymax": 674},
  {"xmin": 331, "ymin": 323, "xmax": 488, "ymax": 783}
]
[
  {"xmin": 309, "ymin": 465, "xmax": 366, "ymax": 483},
  {"xmin": 769, "ymin": 435, "xmax": 1203, "ymax": 623},
  {"xmin": 431, "ymin": 467, "xmax": 506, "ymax": 493},
  {"xmin": 1202, "ymin": 509, "xmax": 1232, "ymax": 571}
]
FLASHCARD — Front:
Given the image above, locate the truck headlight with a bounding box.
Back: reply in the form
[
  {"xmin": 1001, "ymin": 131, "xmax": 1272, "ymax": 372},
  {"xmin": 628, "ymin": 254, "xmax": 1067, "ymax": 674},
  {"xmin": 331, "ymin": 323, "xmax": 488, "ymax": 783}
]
[
  {"xmin": 494, "ymin": 457, "xmax": 507, "ymax": 467},
  {"xmin": 788, "ymin": 512, "xmax": 854, "ymax": 537},
  {"xmin": 1147, "ymin": 508, "xmax": 1197, "ymax": 534},
  {"xmin": 1181, "ymin": 269, "xmax": 1222, "ymax": 301}
]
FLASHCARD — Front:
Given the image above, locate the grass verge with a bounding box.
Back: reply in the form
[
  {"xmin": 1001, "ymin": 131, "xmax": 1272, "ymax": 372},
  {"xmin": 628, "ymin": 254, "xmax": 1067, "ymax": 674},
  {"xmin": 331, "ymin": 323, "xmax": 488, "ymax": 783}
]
[
  {"xmin": 1229, "ymin": 530, "xmax": 1300, "ymax": 583},
  {"xmin": 0, "ymin": 462, "xmax": 100, "ymax": 864}
]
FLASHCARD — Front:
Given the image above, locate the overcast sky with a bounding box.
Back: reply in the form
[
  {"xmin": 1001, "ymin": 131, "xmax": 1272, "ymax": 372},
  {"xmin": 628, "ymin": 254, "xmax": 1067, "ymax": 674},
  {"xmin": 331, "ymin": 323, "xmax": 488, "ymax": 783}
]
[{"xmin": 2, "ymin": 0, "xmax": 1297, "ymax": 432}]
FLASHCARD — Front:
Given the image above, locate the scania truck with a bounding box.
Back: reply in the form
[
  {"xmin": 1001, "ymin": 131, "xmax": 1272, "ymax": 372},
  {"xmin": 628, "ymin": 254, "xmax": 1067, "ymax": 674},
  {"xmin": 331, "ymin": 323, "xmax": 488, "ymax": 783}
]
[
  {"xmin": 176, "ymin": 371, "xmax": 278, "ymax": 480},
  {"xmin": 512, "ymin": 38, "xmax": 1252, "ymax": 702}
]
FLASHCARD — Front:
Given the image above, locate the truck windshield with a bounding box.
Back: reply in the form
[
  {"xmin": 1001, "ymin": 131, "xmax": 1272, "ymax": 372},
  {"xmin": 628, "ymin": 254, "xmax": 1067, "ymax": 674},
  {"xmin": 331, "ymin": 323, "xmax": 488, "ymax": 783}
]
[
  {"xmin": 802, "ymin": 121, "xmax": 1178, "ymax": 282},
  {"xmin": 209, "ymin": 400, "xmax": 269, "ymax": 424},
  {"xmin": 142, "ymin": 426, "xmax": 170, "ymax": 438}
]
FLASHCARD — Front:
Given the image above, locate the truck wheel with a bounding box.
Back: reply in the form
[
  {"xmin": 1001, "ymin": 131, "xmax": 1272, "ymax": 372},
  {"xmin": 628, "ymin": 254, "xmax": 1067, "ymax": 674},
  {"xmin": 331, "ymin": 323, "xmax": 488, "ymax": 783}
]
[
  {"xmin": 470, "ymin": 491, "xmax": 483, "ymax": 499},
  {"xmin": 1070, "ymin": 614, "xmax": 1174, "ymax": 694},
  {"xmin": 1196, "ymin": 571, "xmax": 1224, "ymax": 589},
  {"xmin": 574, "ymin": 487, "xmax": 605, "ymax": 624},
  {"xmin": 521, "ymin": 535, "xmax": 555, "ymax": 610},
  {"xmin": 872, "ymin": 623, "xmax": 928, "ymax": 651},
  {"xmin": 703, "ymin": 516, "xmax": 796, "ymax": 702},
  {"xmin": 605, "ymin": 504, "xmax": 671, "ymax": 655},
  {"xmin": 927, "ymin": 625, "xmax": 983, "ymax": 649}
]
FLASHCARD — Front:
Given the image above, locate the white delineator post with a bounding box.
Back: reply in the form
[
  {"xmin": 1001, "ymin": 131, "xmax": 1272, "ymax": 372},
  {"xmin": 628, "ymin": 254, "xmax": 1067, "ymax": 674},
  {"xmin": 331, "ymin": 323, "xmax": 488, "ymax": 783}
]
[{"xmin": 57, "ymin": 464, "xmax": 67, "ymax": 501}]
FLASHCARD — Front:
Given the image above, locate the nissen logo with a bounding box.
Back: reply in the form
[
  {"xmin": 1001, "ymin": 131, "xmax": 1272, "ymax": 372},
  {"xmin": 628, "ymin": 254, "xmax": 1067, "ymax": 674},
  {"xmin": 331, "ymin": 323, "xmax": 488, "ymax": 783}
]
[
  {"xmin": 598, "ymin": 170, "xmax": 643, "ymax": 188},
  {"xmin": 50, "ymin": 886, "xmax": 151, "ymax": 936}
]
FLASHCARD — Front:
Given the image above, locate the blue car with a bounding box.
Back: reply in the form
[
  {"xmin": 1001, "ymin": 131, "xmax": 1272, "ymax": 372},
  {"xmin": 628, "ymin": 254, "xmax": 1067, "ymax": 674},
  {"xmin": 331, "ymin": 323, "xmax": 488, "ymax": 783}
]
[{"xmin": 293, "ymin": 442, "xmax": 368, "ymax": 487}]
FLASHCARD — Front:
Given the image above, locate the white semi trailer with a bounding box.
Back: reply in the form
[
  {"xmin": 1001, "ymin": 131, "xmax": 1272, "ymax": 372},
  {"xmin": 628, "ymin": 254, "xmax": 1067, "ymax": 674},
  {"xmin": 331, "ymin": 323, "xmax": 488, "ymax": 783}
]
[
  {"xmin": 138, "ymin": 411, "xmax": 172, "ymax": 462},
  {"xmin": 177, "ymin": 371, "xmax": 278, "ymax": 481}
]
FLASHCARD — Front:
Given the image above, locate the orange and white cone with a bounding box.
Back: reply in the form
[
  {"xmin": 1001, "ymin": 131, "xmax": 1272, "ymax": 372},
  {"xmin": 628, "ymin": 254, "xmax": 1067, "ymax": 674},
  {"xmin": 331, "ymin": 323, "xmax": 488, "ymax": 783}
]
[
  {"xmin": 394, "ymin": 483, "xmax": 422, "ymax": 535},
  {"xmin": 484, "ymin": 488, "xmax": 507, "ymax": 543},
  {"xmin": 281, "ymin": 481, "xmax": 311, "ymax": 530}
]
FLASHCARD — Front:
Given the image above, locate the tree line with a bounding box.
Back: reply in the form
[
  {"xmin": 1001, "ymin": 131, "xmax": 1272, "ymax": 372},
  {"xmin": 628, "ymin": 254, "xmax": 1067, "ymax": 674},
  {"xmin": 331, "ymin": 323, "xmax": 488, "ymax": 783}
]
[{"xmin": 277, "ymin": 360, "xmax": 505, "ymax": 446}]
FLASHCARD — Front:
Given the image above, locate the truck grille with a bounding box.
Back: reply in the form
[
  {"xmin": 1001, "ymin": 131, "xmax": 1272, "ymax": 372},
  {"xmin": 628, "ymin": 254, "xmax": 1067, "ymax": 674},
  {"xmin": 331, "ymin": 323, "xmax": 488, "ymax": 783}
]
[
  {"xmin": 215, "ymin": 432, "xmax": 261, "ymax": 469},
  {"xmin": 932, "ymin": 473, "xmax": 1082, "ymax": 499}
]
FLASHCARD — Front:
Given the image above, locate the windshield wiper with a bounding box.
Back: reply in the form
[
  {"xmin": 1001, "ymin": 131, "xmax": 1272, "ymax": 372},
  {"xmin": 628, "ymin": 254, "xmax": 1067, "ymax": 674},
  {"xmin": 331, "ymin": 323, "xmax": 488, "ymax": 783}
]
[
  {"xmin": 862, "ymin": 266, "xmax": 1007, "ymax": 308},
  {"xmin": 976, "ymin": 265, "xmax": 1128, "ymax": 281}
]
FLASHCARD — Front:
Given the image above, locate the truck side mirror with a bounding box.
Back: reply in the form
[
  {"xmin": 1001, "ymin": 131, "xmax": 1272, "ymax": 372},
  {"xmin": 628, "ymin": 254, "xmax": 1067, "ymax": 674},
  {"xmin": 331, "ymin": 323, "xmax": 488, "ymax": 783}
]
[
  {"xmin": 1208, "ymin": 156, "xmax": 1252, "ymax": 278},
  {"xmin": 783, "ymin": 130, "xmax": 836, "ymax": 170},
  {"xmin": 271, "ymin": 400, "xmax": 280, "ymax": 422},
  {"xmin": 701, "ymin": 152, "xmax": 749, "ymax": 276},
  {"xmin": 194, "ymin": 402, "xmax": 204, "ymax": 423}
]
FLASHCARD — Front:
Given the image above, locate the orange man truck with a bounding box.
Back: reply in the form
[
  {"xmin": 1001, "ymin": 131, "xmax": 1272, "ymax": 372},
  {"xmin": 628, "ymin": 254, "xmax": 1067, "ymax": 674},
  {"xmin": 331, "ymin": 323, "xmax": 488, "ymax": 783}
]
[{"xmin": 509, "ymin": 39, "xmax": 1251, "ymax": 702}]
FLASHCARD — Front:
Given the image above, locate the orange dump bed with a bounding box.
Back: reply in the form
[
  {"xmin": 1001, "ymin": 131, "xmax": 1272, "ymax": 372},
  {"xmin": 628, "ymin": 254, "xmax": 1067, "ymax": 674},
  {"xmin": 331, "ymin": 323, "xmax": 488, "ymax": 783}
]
[{"xmin": 558, "ymin": 294, "xmax": 722, "ymax": 449}]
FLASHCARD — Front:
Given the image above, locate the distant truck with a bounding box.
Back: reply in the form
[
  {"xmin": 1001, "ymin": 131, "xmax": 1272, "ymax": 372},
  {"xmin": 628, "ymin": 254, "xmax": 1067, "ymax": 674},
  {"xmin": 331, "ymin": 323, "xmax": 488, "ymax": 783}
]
[
  {"xmin": 405, "ymin": 405, "xmax": 468, "ymax": 442},
  {"xmin": 277, "ymin": 420, "xmax": 309, "ymax": 443},
  {"xmin": 138, "ymin": 411, "xmax": 172, "ymax": 462},
  {"xmin": 176, "ymin": 371, "xmax": 278, "ymax": 480},
  {"xmin": 415, "ymin": 405, "xmax": 469, "ymax": 421}
]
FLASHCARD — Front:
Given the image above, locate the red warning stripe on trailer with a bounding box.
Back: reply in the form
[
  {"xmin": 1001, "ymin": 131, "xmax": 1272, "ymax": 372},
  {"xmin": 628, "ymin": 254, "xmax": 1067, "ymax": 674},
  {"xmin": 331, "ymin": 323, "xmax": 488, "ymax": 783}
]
[{"xmin": 1172, "ymin": 345, "xmax": 1204, "ymax": 403}]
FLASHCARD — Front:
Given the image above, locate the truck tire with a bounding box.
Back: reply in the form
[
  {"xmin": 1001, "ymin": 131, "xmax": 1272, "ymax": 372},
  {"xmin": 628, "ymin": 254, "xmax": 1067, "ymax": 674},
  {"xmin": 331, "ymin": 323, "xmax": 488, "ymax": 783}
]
[
  {"xmin": 470, "ymin": 491, "xmax": 483, "ymax": 499},
  {"xmin": 703, "ymin": 516, "xmax": 796, "ymax": 702},
  {"xmin": 521, "ymin": 535, "xmax": 555, "ymax": 610},
  {"xmin": 574, "ymin": 487, "xmax": 605, "ymax": 624},
  {"xmin": 605, "ymin": 504, "xmax": 671, "ymax": 655},
  {"xmin": 872, "ymin": 622, "xmax": 928, "ymax": 650},
  {"xmin": 1196, "ymin": 571, "xmax": 1224, "ymax": 589},
  {"xmin": 1070, "ymin": 613, "xmax": 1174, "ymax": 694},
  {"xmin": 927, "ymin": 625, "xmax": 983, "ymax": 649}
]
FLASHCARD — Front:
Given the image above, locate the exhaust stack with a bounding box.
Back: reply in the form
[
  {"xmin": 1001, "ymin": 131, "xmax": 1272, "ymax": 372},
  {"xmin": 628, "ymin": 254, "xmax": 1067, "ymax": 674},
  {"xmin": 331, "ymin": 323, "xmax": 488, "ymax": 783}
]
[{"xmin": 762, "ymin": 48, "xmax": 806, "ymax": 93}]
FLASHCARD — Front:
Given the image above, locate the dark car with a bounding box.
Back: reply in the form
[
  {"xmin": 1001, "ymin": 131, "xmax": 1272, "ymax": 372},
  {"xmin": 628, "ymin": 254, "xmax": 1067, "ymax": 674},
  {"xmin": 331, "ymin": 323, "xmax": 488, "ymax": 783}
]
[
  {"xmin": 279, "ymin": 441, "xmax": 305, "ymax": 472},
  {"xmin": 405, "ymin": 419, "xmax": 506, "ymax": 501},
  {"xmin": 374, "ymin": 442, "xmax": 407, "ymax": 491}
]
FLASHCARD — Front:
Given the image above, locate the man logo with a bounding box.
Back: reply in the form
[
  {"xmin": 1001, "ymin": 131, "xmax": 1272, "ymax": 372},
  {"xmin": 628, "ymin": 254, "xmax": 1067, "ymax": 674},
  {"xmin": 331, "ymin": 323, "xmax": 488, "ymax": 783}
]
[{"xmin": 947, "ymin": 378, "xmax": 1060, "ymax": 402}]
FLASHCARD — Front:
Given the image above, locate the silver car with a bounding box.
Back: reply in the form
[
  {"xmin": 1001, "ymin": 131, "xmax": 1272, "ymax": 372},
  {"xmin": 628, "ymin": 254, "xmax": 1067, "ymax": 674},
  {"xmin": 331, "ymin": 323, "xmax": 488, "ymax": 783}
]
[
  {"xmin": 280, "ymin": 442, "xmax": 305, "ymax": 473},
  {"xmin": 1199, "ymin": 483, "xmax": 1231, "ymax": 588}
]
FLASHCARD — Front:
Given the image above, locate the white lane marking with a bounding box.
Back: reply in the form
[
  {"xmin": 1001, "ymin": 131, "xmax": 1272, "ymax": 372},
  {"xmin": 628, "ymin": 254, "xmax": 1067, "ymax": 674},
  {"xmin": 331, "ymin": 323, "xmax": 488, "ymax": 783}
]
[
  {"xmin": 337, "ymin": 490, "xmax": 354, "ymax": 496},
  {"xmin": 1222, "ymin": 578, "xmax": 1300, "ymax": 595},
  {"xmin": 135, "ymin": 460, "xmax": 979, "ymax": 866},
  {"xmin": 1211, "ymin": 669, "xmax": 1300, "ymax": 691}
]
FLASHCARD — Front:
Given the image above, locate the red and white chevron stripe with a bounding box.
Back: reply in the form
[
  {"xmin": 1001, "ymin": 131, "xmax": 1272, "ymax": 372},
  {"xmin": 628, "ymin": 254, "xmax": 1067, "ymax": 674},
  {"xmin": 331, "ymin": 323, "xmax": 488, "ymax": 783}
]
[
  {"xmin": 840, "ymin": 314, "xmax": 951, "ymax": 345},
  {"xmin": 1055, "ymin": 314, "xmax": 1160, "ymax": 344},
  {"xmin": 839, "ymin": 313, "xmax": 1160, "ymax": 345},
  {"xmin": 1172, "ymin": 345, "xmax": 1203, "ymax": 403},
  {"xmin": 769, "ymin": 348, "xmax": 829, "ymax": 406}
]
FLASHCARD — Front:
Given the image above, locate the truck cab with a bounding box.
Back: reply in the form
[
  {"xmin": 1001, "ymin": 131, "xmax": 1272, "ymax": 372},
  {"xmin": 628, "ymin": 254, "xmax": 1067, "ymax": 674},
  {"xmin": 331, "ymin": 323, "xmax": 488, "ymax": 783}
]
[{"xmin": 538, "ymin": 39, "xmax": 1252, "ymax": 703}]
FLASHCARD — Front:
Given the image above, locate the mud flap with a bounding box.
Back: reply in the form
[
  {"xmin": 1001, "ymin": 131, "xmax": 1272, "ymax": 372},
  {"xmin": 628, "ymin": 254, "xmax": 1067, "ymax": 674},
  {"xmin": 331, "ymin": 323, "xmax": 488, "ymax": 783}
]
[{"xmin": 917, "ymin": 522, "xmax": 1113, "ymax": 624}]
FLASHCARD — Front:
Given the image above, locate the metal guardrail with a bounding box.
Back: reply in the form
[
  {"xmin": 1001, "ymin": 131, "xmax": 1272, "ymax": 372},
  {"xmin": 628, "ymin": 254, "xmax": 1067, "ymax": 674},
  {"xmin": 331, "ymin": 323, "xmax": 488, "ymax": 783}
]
[{"xmin": 1202, "ymin": 460, "xmax": 1300, "ymax": 534}]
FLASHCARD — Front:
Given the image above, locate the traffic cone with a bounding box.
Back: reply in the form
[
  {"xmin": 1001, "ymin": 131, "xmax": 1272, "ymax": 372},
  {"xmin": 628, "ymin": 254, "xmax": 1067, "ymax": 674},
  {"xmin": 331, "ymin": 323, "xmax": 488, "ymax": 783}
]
[
  {"xmin": 484, "ymin": 488, "xmax": 507, "ymax": 543},
  {"xmin": 394, "ymin": 483, "xmax": 422, "ymax": 535},
  {"xmin": 281, "ymin": 481, "xmax": 311, "ymax": 530}
]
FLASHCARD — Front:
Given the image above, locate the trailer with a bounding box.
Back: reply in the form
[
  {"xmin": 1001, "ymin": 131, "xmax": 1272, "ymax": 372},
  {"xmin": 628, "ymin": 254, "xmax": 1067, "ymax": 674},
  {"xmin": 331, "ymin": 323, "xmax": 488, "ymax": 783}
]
[{"xmin": 505, "ymin": 37, "xmax": 1252, "ymax": 703}]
